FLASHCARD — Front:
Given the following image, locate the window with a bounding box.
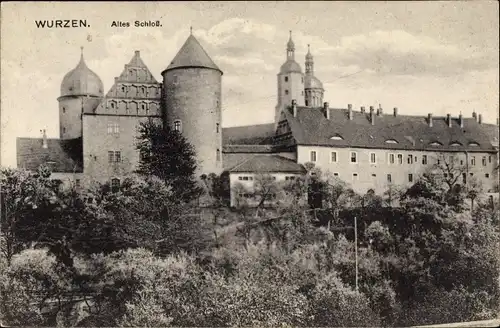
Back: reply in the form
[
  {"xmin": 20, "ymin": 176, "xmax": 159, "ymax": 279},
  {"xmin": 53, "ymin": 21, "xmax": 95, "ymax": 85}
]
[
  {"xmin": 469, "ymin": 172, "xmax": 474, "ymax": 176},
  {"xmin": 108, "ymin": 151, "xmax": 121, "ymax": 163},
  {"xmin": 62, "ymin": 107, "xmax": 66, "ymax": 113},
  {"xmin": 385, "ymin": 139, "xmax": 398, "ymax": 144},
  {"xmin": 310, "ymin": 150, "xmax": 317, "ymax": 162},
  {"xmin": 489, "ymin": 156, "xmax": 492, "ymax": 163},
  {"xmin": 305, "ymin": 100, "xmax": 309, "ymax": 106},
  {"xmin": 408, "ymin": 174, "xmax": 413, "ymax": 182},
  {"xmin": 75, "ymin": 179, "xmax": 81, "ymax": 188},
  {"xmin": 285, "ymin": 176, "xmax": 296, "ymax": 181},
  {"xmin": 141, "ymin": 87, "xmax": 145, "ymax": 94},
  {"xmin": 471, "ymin": 156, "xmax": 476, "ymax": 166},
  {"xmin": 63, "ymin": 127, "xmax": 66, "ymax": 133},
  {"xmin": 372, "ymin": 174, "xmax": 377, "ymax": 177},
  {"xmin": 107, "ymin": 123, "xmax": 119, "ymax": 134},
  {"xmin": 482, "ymin": 156, "xmax": 487, "ymax": 166},
  {"xmin": 352, "ymin": 173, "xmax": 358, "ymax": 181},
  {"xmin": 422, "ymin": 155, "xmax": 428, "ymax": 165},
  {"xmin": 462, "ymin": 173, "xmax": 467, "ymax": 184},
  {"xmin": 238, "ymin": 176, "xmax": 253, "ymax": 181},
  {"xmin": 370, "ymin": 153, "xmax": 376, "ymax": 164},
  {"xmin": 216, "ymin": 149, "xmax": 220, "ymax": 161},
  {"xmin": 450, "ymin": 142, "xmax": 462, "ymax": 147},
  {"xmin": 387, "ymin": 174, "xmax": 392, "ymax": 183},
  {"xmin": 174, "ymin": 120, "xmax": 182, "ymax": 132},
  {"xmin": 121, "ymin": 86, "xmax": 125, "ymax": 92},
  {"xmin": 111, "ymin": 102, "xmax": 115, "ymax": 109},
  {"xmin": 285, "ymin": 90, "xmax": 289, "ymax": 95},
  {"xmin": 485, "ymin": 173, "xmax": 490, "ymax": 178},
  {"xmin": 397, "ymin": 154, "xmax": 403, "ymax": 164},
  {"xmin": 173, "ymin": 76, "xmax": 178, "ymax": 83},
  {"xmin": 331, "ymin": 151, "xmax": 338, "ymax": 163},
  {"xmin": 330, "ymin": 135, "xmax": 343, "ymax": 140},
  {"xmin": 333, "ymin": 173, "xmax": 339, "ymax": 176},
  {"xmin": 389, "ymin": 153, "xmax": 395, "ymax": 164},
  {"xmin": 468, "ymin": 142, "xmax": 480, "ymax": 147},
  {"xmin": 430, "ymin": 141, "xmax": 442, "ymax": 146},
  {"xmin": 301, "ymin": 77, "xmax": 304, "ymax": 83},
  {"xmin": 284, "ymin": 76, "xmax": 288, "ymax": 82},
  {"xmin": 407, "ymin": 155, "xmax": 413, "ymax": 164},
  {"xmin": 216, "ymin": 123, "xmax": 220, "ymax": 133},
  {"xmin": 111, "ymin": 178, "xmax": 120, "ymax": 193},
  {"xmin": 350, "ymin": 152, "xmax": 358, "ymax": 163}
]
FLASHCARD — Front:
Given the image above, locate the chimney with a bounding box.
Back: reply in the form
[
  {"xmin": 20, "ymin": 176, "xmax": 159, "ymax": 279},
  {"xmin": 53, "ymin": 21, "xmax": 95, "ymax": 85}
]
[
  {"xmin": 428, "ymin": 113, "xmax": 433, "ymax": 127},
  {"xmin": 42, "ymin": 129, "xmax": 48, "ymax": 149},
  {"xmin": 472, "ymin": 111, "xmax": 477, "ymax": 121},
  {"xmin": 114, "ymin": 77, "xmax": 118, "ymax": 83},
  {"xmin": 370, "ymin": 106, "xmax": 375, "ymax": 125},
  {"xmin": 135, "ymin": 50, "xmax": 140, "ymax": 56},
  {"xmin": 323, "ymin": 102, "xmax": 330, "ymax": 120},
  {"xmin": 478, "ymin": 114, "xmax": 482, "ymax": 124},
  {"xmin": 347, "ymin": 104, "xmax": 353, "ymax": 120},
  {"xmin": 459, "ymin": 113, "xmax": 464, "ymax": 128},
  {"xmin": 377, "ymin": 105, "xmax": 383, "ymax": 116},
  {"xmin": 292, "ymin": 99, "xmax": 297, "ymax": 117},
  {"xmin": 393, "ymin": 107, "xmax": 398, "ymax": 117},
  {"xmin": 360, "ymin": 106, "xmax": 365, "ymax": 113},
  {"xmin": 446, "ymin": 114, "xmax": 452, "ymax": 127}
]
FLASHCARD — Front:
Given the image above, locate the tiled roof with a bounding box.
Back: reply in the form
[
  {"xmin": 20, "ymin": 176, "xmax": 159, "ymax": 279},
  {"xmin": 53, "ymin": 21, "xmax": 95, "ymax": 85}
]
[
  {"xmin": 222, "ymin": 123, "xmax": 276, "ymax": 145},
  {"xmin": 281, "ymin": 107, "xmax": 497, "ymax": 153},
  {"xmin": 165, "ymin": 35, "xmax": 221, "ymax": 73},
  {"xmin": 480, "ymin": 123, "xmax": 499, "ymax": 148},
  {"xmin": 228, "ymin": 155, "xmax": 305, "ymax": 174},
  {"xmin": 16, "ymin": 137, "xmax": 83, "ymax": 173},
  {"xmin": 223, "ymin": 144, "xmax": 274, "ymax": 153}
]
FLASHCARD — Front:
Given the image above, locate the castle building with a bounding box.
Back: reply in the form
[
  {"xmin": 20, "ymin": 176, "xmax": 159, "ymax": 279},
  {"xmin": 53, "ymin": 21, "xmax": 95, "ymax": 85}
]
[{"xmin": 16, "ymin": 31, "xmax": 499, "ymax": 207}]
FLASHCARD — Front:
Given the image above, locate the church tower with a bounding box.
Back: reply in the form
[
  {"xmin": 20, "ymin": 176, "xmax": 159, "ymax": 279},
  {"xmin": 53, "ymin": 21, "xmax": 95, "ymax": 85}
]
[
  {"xmin": 58, "ymin": 47, "xmax": 103, "ymax": 139},
  {"xmin": 162, "ymin": 29, "xmax": 223, "ymax": 175},
  {"xmin": 304, "ymin": 45, "xmax": 324, "ymax": 107},
  {"xmin": 275, "ymin": 31, "xmax": 305, "ymax": 125}
]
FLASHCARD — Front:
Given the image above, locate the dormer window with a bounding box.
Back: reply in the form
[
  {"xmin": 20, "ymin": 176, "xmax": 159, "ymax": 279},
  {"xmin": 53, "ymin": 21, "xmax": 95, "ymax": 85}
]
[
  {"xmin": 429, "ymin": 141, "xmax": 442, "ymax": 146},
  {"xmin": 330, "ymin": 135, "xmax": 344, "ymax": 140},
  {"xmin": 450, "ymin": 142, "xmax": 462, "ymax": 147},
  {"xmin": 468, "ymin": 142, "xmax": 480, "ymax": 147},
  {"xmin": 385, "ymin": 139, "xmax": 398, "ymax": 144}
]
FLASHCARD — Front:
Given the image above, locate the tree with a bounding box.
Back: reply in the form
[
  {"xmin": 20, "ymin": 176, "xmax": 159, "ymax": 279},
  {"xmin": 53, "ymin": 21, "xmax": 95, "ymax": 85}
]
[
  {"xmin": 0, "ymin": 166, "xmax": 59, "ymax": 266},
  {"xmin": 135, "ymin": 118, "xmax": 201, "ymax": 203}
]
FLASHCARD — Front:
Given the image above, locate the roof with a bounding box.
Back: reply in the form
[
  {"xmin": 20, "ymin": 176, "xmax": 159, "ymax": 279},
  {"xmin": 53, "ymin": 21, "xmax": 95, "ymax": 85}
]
[
  {"xmin": 480, "ymin": 123, "xmax": 499, "ymax": 148},
  {"xmin": 223, "ymin": 144, "xmax": 275, "ymax": 153},
  {"xmin": 223, "ymin": 123, "xmax": 276, "ymax": 145},
  {"xmin": 165, "ymin": 35, "xmax": 221, "ymax": 73},
  {"xmin": 228, "ymin": 155, "xmax": 305, "ymax": 174},
  {"xmin": 17, "ymin": 137, "xmax": 83, "ymax": 173},
  {"xmin": 280, "ymin": 60, "xmax": 302, "ymax": 74},
  {"xmin": 281, "ymin": 107, "xmax": 497, "ymax": 153},
  {"xmin": 60, "ymin": 50, "xmax": 103, "ymax": 98},
  {"xmin": 304, "ymin": 74, "xmax": 323, "ymax": 90}
]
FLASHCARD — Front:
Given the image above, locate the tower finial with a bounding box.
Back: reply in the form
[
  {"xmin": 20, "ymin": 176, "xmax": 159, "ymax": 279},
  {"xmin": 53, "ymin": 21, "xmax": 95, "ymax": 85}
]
[
  {"xmin": 308, "ymin": 44, "xmax": 310, "ymax": 51},
  {"xmin": 190, "ymin": 26, "xmax": 193, "ymax": 35}
]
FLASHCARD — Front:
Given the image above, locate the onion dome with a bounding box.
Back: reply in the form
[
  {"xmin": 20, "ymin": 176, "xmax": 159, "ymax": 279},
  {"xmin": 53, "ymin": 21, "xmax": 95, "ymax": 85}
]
[
  {"xmin": 305, "ymin": 44, "xmax": 313, "ymax": 60},
  {"xmin": 280, "ymin": 60, "xmax": 303, "ymax": 74},
  {"xmin": 287, "ymin": 31, "xmax": 295, "ymax": 51},
  {"xmin": 304, "ymin": 75, "xmax": 324, "ymax": 90},
  {"xmin": 60, "ymin": 47, "xmax": 103, "ymax": 97}
]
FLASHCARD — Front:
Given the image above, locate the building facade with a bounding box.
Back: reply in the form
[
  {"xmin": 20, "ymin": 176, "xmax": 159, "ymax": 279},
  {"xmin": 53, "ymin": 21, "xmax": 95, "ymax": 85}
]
[{"xmin": 16, "ymin": 30, "xmax": 499, "ymax": 204}]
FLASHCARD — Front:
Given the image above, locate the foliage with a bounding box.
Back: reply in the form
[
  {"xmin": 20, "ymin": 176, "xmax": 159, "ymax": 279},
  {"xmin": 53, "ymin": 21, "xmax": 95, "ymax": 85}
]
[{"xmin": 135, "ymin": 118, "xmax": 202, "ymax": 203}]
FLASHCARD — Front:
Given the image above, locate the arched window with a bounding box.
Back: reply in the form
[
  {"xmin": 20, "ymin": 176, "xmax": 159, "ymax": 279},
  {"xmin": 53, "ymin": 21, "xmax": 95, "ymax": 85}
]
[
  {"xmin": 173, "ymin": 120, "xmax": 182, "ymax": 132},
  {"xmin": 111, "ymin": 178, "xmax": 120, "ymax": 193},
  {"xmin": 285, "ymin": 90, "xmax": 289, "ymax": 95},
  {"xmin": 284, "ymin": 76, "xmax": 288, "ymax": 82},
  {"xmin": 62, "ymin": 107, "xmax": 66, "ymax": 113}
]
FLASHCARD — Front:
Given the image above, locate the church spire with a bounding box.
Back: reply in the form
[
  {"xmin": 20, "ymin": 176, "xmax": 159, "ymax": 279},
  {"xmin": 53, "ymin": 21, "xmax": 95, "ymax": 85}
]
[
  {"xmin": 286, "ymin": 30, "xmax": 295, "ymax": 60},
  {"xmin": 305, "ymin": 44, "xmax": 314, "ymax": 74}
]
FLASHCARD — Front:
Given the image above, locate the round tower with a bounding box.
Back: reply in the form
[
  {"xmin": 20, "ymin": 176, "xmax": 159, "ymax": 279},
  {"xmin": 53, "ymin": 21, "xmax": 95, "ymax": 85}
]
[
  {"xmin": 58, "ymin": 47, "xmax": 103, "ymax": 139},
  {"xmin": 162, "ymin": 31, "xmax": 223, "ymax": 175},
  {"xmin": 304, "ymin": 44, "xmax": 324, "ymax": 107},
  {"xmin": 276, "ymin": 31, "xmax": 305, "ymax": 125}
]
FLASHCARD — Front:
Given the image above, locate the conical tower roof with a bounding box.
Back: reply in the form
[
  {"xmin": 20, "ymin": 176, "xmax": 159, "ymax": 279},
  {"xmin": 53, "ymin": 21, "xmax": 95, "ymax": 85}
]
[{"xmin": 164, "ymin": 33, "xmax": 222, "ymax": 74}]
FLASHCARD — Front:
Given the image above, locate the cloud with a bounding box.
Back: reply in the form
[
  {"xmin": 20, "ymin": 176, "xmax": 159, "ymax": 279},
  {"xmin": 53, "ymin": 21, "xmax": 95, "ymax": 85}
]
[{"xmin": 329, "ymin": 30, "xmax": 496, "ymax": 76}]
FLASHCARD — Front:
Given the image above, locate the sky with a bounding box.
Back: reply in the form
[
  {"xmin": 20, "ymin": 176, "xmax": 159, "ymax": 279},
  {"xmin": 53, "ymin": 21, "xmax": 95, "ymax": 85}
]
[{"xmin": 1, "ymin": 1, "xmax": 499, "ymax": 167}]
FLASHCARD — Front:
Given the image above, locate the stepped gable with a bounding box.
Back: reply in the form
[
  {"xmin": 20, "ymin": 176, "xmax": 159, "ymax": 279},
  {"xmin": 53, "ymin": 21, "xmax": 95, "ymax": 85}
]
[
  {"xmin": 17, "ymin": 137, "xmax": 83, "ymax": 173},
  {"xmin": 89, "ymin": 50, "xmax": 161, "ymax": 116},
  {"xmin": 164, "ymin": 34, "xmax": 221, "ymax": 73},
  {"xmin": 280, "ymin": 106, "xmax": 497, "ymax": 153}
]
